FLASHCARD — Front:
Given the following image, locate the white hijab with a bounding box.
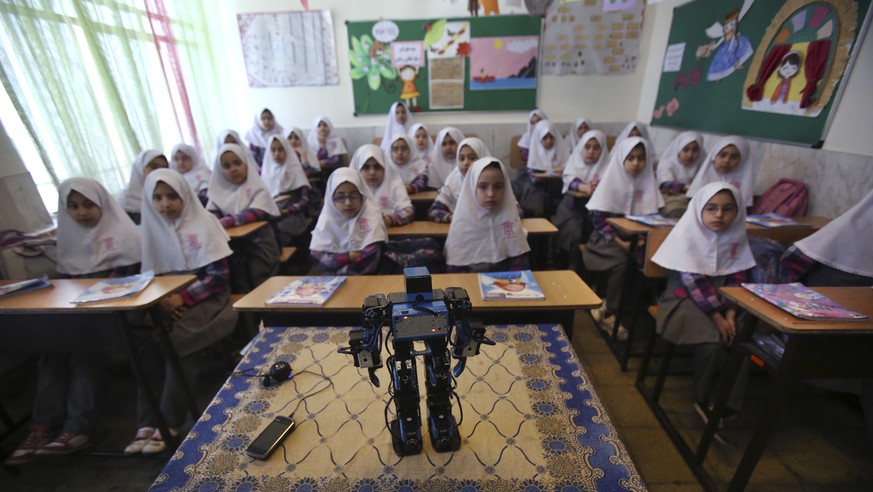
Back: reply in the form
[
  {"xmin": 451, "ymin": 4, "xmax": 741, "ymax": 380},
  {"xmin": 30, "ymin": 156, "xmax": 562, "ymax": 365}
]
[
  {"xmin": 351, "ymin": 144, "xmax": 412, "ymax": 218},
  {"xmin": 586, "ymin": 137, "xmax": 664, "ymax": 215},
  {"xmin": 445, "ymin": 158, "xmax": 530, "ymax": 266},
  {"xmin": 310, "ymin": 168, "xmax": 388, "ymax": 253},
  {"xmin": 307, "ymin": 115, "xmax": 347, "ymax": 157},
  {"xmin": 653, "ymin": 182, "xmax": 755, "ymax": 276},
  {"xmin": 437, "ymin": 138, "xmax": 492, "ymax": 213},
  {"xmin": 385, "ymin": 133, "xmax": 428, "ymax": 185},
  {"xmin": 428, "ymin": 127, "xmax": 465, "ymax": 189},
  {"xmin": 170, "ymin": 143, "xmax": 211, "ymax": 194},
  {"xmin": 287, "ymin": 126, "xmax": 320, "ymax": 171},
  {"xmin": 562, "ymin": 130, "xmax": 609, "ymax": 193},
  {"xmin": 518, "ymin": 109, "xmax": 548, "ymax": 149},
  {"xmin": 206, "ymin": 143, "xmax": 280, "ymax": 216},
  {"xmin": 380, "ymin": 102, "xmax": 415, "ymax": 152},
  {"xmin": 567, "ymin": 116, "xmax": 593, "ymax": 149},
  {"xmin": 408, "ymin": 123, "xmax": 433, "ymax": 163},
  {"xmin": 141, "ymin": 169, "xmax": 232, "ymax": 274},
  {"xmin": 214, "ymin": 129, "xmax": 257, "ymax": 169},
  {"xmin": 119, "ymin": 149, "xmax": 164, "ymax": 213},
  {"xmin": 527, "ymin": 120, "xmax": 571, "ymax": 172},
  {"xmin": 794, "ymin": 189, "xmax": 873, "ymax": 277},
  {"xmin": 245, "ymin": 109, "xmax": 284, "ymax": 149},
  {"xmin": 656, "ymin": 131, "xmax": 705, "ymax": 186},
  {"xmin": 57, "ymin": 177, "xmax": 142, "ymax": 275},
  {"xmin": 615, "ymin": 121, "xmax": 651, "ymax": 144},
  {"xmin": 260, "ymin": 135, "xmax": 309, "ymax": 197},
  {"xmin": 686, "ymin": 136, "xmax": 756, "ymax": 208}
]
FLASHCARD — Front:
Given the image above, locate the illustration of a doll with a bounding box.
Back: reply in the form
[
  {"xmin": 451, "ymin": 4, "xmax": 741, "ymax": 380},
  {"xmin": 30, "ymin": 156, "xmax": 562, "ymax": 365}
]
[
  {"xmin": 399, "ymin": 65, "xmax": 420, "ymax": 111},
  {"xmin": 770, "ymin": 51, "xmax": 802, "ymax": 103},
  {"xmin": 698, "ymin": 8, "xmax": 755, "ymax": 82}
]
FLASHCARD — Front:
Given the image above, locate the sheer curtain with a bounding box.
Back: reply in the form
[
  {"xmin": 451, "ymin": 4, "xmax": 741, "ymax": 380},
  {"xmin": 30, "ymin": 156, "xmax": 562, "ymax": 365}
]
[{"xmin": 0, "ymin": 0, "xmax": 233, "ymax": 209}]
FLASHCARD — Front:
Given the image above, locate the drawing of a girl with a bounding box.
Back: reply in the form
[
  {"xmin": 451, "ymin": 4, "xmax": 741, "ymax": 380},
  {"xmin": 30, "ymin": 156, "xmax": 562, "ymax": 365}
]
[
  {"xmin": 399, "ymin": 65, "xmax": 420, "ymax": 111},
  {"xmin": 770, "ymin": 51, "xmax": 802, "ymax": 103}
]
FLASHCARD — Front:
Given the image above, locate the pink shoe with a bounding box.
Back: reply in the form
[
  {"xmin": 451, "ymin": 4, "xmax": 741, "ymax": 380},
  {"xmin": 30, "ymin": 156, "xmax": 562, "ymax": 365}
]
[
  {"xmin": 5, "ymin": 425, "xmax": 54, "ymax": 465},
  {"xmin": 35, "ymin": 432, "xmax": 90, "ymax": 455}
]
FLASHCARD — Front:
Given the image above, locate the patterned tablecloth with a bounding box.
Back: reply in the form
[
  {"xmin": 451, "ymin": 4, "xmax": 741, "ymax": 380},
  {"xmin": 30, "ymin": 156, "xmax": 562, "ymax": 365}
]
[{"xmin": 150, "ymin": 324, "xmax": 646, "ymax": 491}]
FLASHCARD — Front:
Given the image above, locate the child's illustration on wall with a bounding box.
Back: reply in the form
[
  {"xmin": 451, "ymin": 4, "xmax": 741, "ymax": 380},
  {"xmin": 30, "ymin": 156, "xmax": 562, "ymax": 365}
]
[
  {"xmin": 696, "ymin": 0, "xmax": 756, "ymax": 82},
  {"xmin": 743, "ymin": 0, "xmax": 858, "ymax": 118},
  {"xmin": 399, "ymin": 65, "xmax": 421, "ymax": 110},
  {"xmin": 469, "ymin": 36, "xmax": 538, "ymax": 91}
]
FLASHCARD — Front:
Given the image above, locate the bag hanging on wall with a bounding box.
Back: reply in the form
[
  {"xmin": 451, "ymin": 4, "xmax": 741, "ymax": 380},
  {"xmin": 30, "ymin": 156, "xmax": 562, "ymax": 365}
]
[
  {"xmin": 752, "ymin": 178, "xmax": 809, "ymax": 217},
  {"xmin": 0, "ymin": 229, "xmax": 58, "ymax": 280}
]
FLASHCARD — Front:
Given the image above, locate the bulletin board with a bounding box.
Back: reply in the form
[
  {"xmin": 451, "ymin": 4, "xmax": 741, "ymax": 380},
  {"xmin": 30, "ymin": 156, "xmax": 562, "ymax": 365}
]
[
  {"xmin": 346, "ymin": 15, "xmax": 542, "ymax": 115},
  {"xmin": 650, "ymin": 0, "xmax": 871, "ymax": 146}
]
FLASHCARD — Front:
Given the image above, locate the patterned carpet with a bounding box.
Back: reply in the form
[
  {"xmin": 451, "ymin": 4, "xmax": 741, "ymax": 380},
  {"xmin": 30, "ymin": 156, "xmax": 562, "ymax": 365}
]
[{"xmin": 150, "ymin": 324, "xmax": 646, "ymax": 491}]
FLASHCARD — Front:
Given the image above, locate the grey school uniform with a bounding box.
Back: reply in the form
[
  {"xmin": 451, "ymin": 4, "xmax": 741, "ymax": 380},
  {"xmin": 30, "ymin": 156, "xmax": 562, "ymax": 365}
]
[{"xmin": 581, "ymin": 229, "xmax": 628, "ymax": 311}]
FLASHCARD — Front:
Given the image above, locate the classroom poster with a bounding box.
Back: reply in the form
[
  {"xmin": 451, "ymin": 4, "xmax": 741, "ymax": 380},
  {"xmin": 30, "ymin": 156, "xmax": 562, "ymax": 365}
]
[
  {"xmin": 347, "ymin": 15, "xmax": 541, "ymax": 114},
  {"xmin": 650, "ymin": 0, "xmax": 871, "ymax": 145},
  {"xmin": 238, "ymin": 10, "xmax": 339, "ymax": 87},
  {"xmin": 541, "ymin": 0, "xmax": 644, "ymax": 75}
]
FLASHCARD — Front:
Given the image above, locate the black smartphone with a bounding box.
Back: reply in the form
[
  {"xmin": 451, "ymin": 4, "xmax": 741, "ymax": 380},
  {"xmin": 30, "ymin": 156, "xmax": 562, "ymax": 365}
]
[{"xmin": 245, "ymin": 415, "xmax": 296, "ymax": 460}]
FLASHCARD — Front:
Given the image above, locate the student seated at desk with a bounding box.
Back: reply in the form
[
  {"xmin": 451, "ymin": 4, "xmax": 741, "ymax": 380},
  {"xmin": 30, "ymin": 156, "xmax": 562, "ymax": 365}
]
[
  {"xmin": 286, "ymin": 127, "xmax": 320, "ymax": 180},
  {"xmin": 207, "ymin": 143, "xmax": 280, "ymax": 291},
  {"xmin": 310, "ymin": 168, "xmax": 388, "ymax": 275},
  {"xmin": 583, "ymin": 137, "xmax": 663, "ymax": 340},
  {"xmin": 428, "ymin": 127, "xmax": 464, "ymax": 189},
  {"xmin": 307, "ymin": 116, "xmax": 348, "ymax": 174},
  {"xmin": 214, "ymin": 129, "xmax": 256, "ymax": 168},
  {"xmin": 352, "ymin": 144, "xmax": 413, "ymax": 227},
  {"xmin": 170, "ymin": 143, "xmax": 211, "ymax": 206},
  {"xmin": 445, "ymin": 158, "xmax": 530, "ymax": 273},
  {"xmin": 687, "ymin": 136, "xmax": 756, "ymax": 210},
  {"xmin": 245, "ymin": 108, "xmax": 284, "ymax": 169},
  {"xmin": 566, "ymin": 115, "xmax": 593, "ymax": 149},
  {"xmin": 613, "ymin": 121, "xmax": 656, "ymax": 165},
  {"xmin": 517, "ymin": 109, "xmax": 548, "ymax": 165},
  {"xmin": 656, "ymin": 131, "xmax": 705, "ymax": 218},
  {"xmin": 380, "ymin": 101, "xmax": 414, "ymax": 153},
  {"xmin": 515, "ymin": 120, "xmax": 571, "ymax": 218},
  {"xmin": 6, "ymin": 178, "xmax": 142, "ymax": 465},
  {"xmin": 125, "ymin": 169, "xmax": 237, "ymax": 455},
  {"xmin": 652, "ymin": 182, "xmax": 756, "ymax": 429},
  {"xmin": 118, "ymin": 149, "xmax": 169, "ymax": 224},
  {"xmin": 261, "ymin": 135, "xmax": 311, "ymax": 247},
  {"xmin": 408, "ymin": 123, "xmax": 433, "ymax": 165},
  {"xmin": 385, "ymin": 133, "xmax": 428, "ymax": 195},
  {"xmin": 428, "ymin": 137, "xmax": 491, "ymax": 223},
  {"xmin": 553, "ymin": 129, "xmax": 609, "ymax": 266}
]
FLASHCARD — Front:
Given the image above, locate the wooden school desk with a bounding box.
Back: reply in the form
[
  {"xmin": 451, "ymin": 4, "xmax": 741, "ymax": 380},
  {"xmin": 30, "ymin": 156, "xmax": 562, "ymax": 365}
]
[
  {"xmin": 697, "ymin": 286, "xmax": 873, "ymax": 492},
  {"xmin": 0, "ymin": 276, "xmax": 198, "ymax": 451},
  {"xmin": 226, "ymin": 220, "xmax": 269, "ymax": 240},
  {"xmin": 233, "ymin": 270, "xmax": 600, "ymax": 339},
  {"xmin": 409, "ymin": 190, "xmax": 437, "ymax": 220}
]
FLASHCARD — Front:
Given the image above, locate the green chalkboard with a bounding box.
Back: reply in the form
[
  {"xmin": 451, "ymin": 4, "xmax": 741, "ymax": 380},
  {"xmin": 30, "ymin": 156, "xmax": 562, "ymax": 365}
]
[
  {"xmin": 346, "ymin": 15, "xmax": 541, "ymax": 115},
  {"xmin": 651, "ymin": 0, "xmax": 870, "ymax": 146}
]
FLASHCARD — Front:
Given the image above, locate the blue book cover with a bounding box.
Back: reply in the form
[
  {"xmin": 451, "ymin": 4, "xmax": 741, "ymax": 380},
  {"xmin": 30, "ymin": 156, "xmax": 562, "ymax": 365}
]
[
  {"xmin": 71, "ymin": 271, "xmax": 154, "ymax": 304},
  {"xmin": 0, "ymin": 278, "xmax": 52, "ymax": 298},
  {"xmin": 266, "ymin": 277, "xmax": 347, "ymax": 305},
  {"xmin": 746, "ymin": 213, "xmax": 810, "ymax": 228},
  {"xmin": 478, "ymin": 270, "xmax": 545, "ymax": 301},
  {"xmin": 626, "ymin": 214, "xmax": 677, "ymax": 227}
]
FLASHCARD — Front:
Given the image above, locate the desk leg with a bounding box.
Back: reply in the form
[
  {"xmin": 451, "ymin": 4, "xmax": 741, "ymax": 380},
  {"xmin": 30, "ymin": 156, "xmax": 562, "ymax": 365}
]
[{"xmin": 561, "ymin": 310, "xmax": 575, "ymax": 342}]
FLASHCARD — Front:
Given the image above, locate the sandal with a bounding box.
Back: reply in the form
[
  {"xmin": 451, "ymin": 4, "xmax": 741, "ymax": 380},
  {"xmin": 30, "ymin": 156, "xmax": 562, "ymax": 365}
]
[{"xmin": 124, "ymin": 427, "xmax": 155, "ymax": 455}]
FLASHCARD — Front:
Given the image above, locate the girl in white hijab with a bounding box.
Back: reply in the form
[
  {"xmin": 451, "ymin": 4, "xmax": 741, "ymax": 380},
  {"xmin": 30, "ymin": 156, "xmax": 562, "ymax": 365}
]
[
  {"xmin": 583, "ymin": 137, "xmax": 663, "ymax": 338},
  {"xmin": 307, "ymin": 116, "xmax": 348, "ymax": 171},
  {"xmin": 517, "ymin": 109, "xmax": 548, "ymax": 164},
  {"xmin": 516, "ymin": 120, "xmax": 571, "ymax": 218},
  {"xmin": 653, "ymin": 181, "xmax": 755, "ymax": 417},
  {"xmin": 428, "ymin": 137, "xmax": 491, "ymax": 223},
  {"xmin": 445, "ymin": 158, "xmax": 530, "ymax": 272},
  {"xmin": 385, "ymin": 133, "xmax": 429, "ymax": 194},
  {"xmin": 310, "ymin": 168, "xmax": 388, "ymax": 275},
  {"xmin": 207, "ymin": 143, "xmax": 280, "ymax": 291},
  {"xmin": 170, "ymin": 143, "xmax": 211, "ymax": 205},
  {"xmin": 408, "ymin": 123, "xmax": 434, "ymax": 164},
  {"xmin": 118, "ymin": 149, "xmax": 168, "ymax": 222},
  {"xmin": 566, "ymin": 116, "xmax": 594, "ymax": 149},
  {"xmin": 553, "ymin": 130, "xmax": 610, "ymax": 265},
  {"xmin": 7, "ymin": 179, "xmax": 142, "ymax": 463},
  {"xmin": 656, "ymin": 131, "xmax": 705, "ymax": 218},
  {"xmin": 286, "ymin": 126, "xmax": 320, "ymax": 178},
  {"xmin": 380, "ymin": 102, "xmax": 415, "ymax": 153},
  {"xmin": 261, "ymin": 135, "xmax": 312, "ymax": 246},
  {"xmin": 686, "ymin": 136, "xmax": 757, "ymax": 209},
  {"xmin": 245, "ymin": 108, "xmax": 284, "ymax": 168},
  {"xmin": 428, "ymin": 127, "xmax": 465, "ymax": 190},
  {"xmin": 127, "ymin": 169, "xmax": 237, "ymax": 455},
  {"xmin": 214, "ymin": 129, "xmax": 257, "ymax": 170},
  {"xmin": 352, "ymin": 144, "xmax": 414, "ymax": 227}
]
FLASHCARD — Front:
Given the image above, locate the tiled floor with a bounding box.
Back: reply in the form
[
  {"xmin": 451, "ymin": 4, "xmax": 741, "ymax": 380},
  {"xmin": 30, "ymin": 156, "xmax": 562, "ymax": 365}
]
[{"xmin": 1, "ymin": 313, "xmax": 872, "ymax": 491}]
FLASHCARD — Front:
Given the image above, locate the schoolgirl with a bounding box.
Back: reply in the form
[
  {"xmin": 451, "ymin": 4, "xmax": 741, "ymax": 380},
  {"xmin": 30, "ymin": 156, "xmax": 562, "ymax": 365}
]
[
  {"xmin": 380, "ymin": 101, "xmax": 414, "ymax": 152},
  {"xmin": 261, "ymin": 135, "xmax": 311, "ymax": 247},
  {"xmin": 516, "ymin": 119, "xmax": 571, "ymax": 217},
  {"xmin": 566, "ymin": 116, "xmax": 593, "ymax": 149},
  {"xmin": 125, "ymin": 169, "xmax": 237, "ymax": 454},
  {"xmin": 428, "ymin": 137, "xmax": 491, "ymax": 223},
  {"xmin": 686, "ymin": 136, "xmax": 756, "ymax": 209},
  {"xmin": 517, "ymin": 109, "xmax": 548, "ymax": 164},
  {"xmin": 170, "ymin": 143, "xmax": 211, "ymax": 205},
  {"xmin": 352, "ymin": 144, "xmax": 413, "ymax": 228},
  {"xmin": 207, "ymin": 143, "xmax": 281, "ymax": 291},
  {"xmin": 286, "ymin": 126, "xmax": 321, "ymax": 179},
  {"xmin": 656, "ymin": 131, "xmax": 705, "ymax": 217},
  {"xmin": 310, "ymin": 168, "xmax": 388, "ymax": 275},
  {"xmin": 583, "ymin": 137, "xmax": 663, "ymax": 339},
  {"xmin": 385, "ymin": 133, "xmax": 429, "ymax": 194},
  {"xmin": 653, "ymin": 182, "xmax": 756, "ymax": 424},
  {"xmin": 445, "ymin": 158, "xmax": 530, "ymax": 273},
  {"xmin": 307, "ymin": 116, "xmax": 348, "ymax": 174},
  {"xmin": 408, "ymin": 123, "xmax": 434, "ymax": 164},
  {"xmin": 428, "ymin": 127, "xmax": 465, "ymax": 190},
  {"xmin": 553, "ymin": 130, "xmax": 610, "ymax": 265},
  {"xmin": 118, "ymin": 149, "xmax": 169, "ymax": 224},
  {"xmin": 245, "ymin": 108, "xmax": 284, "ymax": 167}
]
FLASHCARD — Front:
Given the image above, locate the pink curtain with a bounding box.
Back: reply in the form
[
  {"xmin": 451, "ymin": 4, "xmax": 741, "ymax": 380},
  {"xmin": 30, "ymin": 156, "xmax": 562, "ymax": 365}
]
[
  {"xmin": 746, "ymin": 44, "xmax": 791, "ymax": 102},
  {"xmin": 800, "ymin": 39, "xmax": 831, "ymax": 108}
]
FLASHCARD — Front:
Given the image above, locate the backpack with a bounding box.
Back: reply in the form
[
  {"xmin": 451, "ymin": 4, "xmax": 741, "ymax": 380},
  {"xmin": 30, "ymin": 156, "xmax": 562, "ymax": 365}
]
[{"xmin": 752, "ymin": 178, "xmax": 808, "ymax": 217}]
